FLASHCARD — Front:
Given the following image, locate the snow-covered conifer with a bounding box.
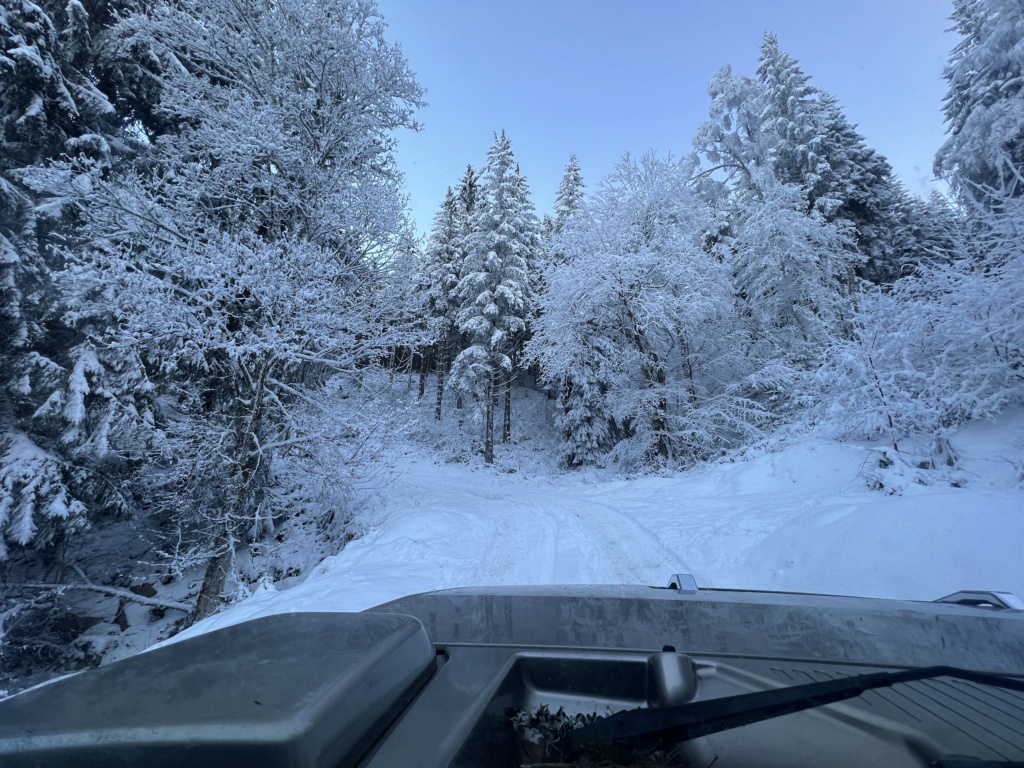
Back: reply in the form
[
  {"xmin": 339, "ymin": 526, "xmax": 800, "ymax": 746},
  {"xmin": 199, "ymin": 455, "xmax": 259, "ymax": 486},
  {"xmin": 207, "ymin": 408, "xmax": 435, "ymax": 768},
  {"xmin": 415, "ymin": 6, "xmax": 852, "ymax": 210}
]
[
  {"xmin": 757, "ymin": 33, "xmax": 829, "ymax": 208},
  {"xmin": 552, "ymin": 154, "xmax": 585, "ymax": 236},
  {"xmin": 755, "ymin": 34, "xmax": 907, "ymax": 282},
  {"xmin": 450, "ymin": 132, "xmax": 540, "ymax": 462},
  {"xmin": 545, "ymin": 153, "xmax": 586, "ymax": 276},
  {"xmin": 419, "ymin": 188, "xmax": 464, "ymax": 418},
  {"xmin": 936, "ymin": 0, "xmax": 1024, "ymax": 201},
  {"xmin": 0, "ymin": 0, "xmax": 142, "ymax": 558}
]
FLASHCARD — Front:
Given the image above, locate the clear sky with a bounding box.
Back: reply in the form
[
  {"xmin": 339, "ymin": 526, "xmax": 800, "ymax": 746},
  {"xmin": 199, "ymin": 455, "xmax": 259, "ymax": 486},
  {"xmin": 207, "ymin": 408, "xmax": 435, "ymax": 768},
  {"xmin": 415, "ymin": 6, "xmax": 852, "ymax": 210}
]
[{"xmin": 375, "ymin": 0, "xmax": 955, "ymax": 238}]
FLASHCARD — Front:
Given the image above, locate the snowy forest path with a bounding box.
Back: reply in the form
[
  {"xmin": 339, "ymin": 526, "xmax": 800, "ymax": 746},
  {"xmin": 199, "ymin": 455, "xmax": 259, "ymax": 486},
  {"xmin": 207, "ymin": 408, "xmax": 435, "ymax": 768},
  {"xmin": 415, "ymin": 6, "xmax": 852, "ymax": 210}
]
[
  {"xmin": 540, "ymin": 495, "xmax": 694, "ymax": 585},
  {"xmin": 434, "ymin": 474, "xmax": 691, "ymax": 586},
  {"xmin": 163, "ymin": 419, "xmax": 1024, "ymax": 649},
  {"xmin": 338, "ymin": 455, "xmax": 703, "ymax": 596}
]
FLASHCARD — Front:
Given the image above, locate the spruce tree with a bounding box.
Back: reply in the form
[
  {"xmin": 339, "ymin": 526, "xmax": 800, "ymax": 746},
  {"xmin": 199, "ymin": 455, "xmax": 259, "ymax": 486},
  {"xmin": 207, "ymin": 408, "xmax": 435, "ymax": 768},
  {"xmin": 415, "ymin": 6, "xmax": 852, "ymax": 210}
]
[
  {"xmin": 420, "ymin": 188, "xmax": 464, "ymax": 419},
  {"xmin": 757, "ymin": 33, "xmax": 828, "ymax": 209},
  {"xmin": 450, "ymin": 132, "xmax": 539, "ymax": 462},
  {"xmin": 0, "ymin": 0, "xmax": 144, "ymax": 558},
  {"xmin": 755, "ymin": 34, "xmax": 908, "ymax": 283},
  {"xmin": 552, "ymin": 154, "xmax": 586, "ymax": 236},
  {"xmin": 936, "ymin": 0, "xmax": 1024, "ymax": 201},
  {"xmin": 701, "ymin": 33, "xmax": 950, "ymax": 289}
]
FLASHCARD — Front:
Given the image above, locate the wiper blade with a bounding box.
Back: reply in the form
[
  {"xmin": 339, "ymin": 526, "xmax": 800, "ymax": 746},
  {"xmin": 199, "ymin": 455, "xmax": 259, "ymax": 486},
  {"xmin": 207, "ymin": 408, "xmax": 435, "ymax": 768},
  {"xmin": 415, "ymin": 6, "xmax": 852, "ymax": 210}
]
[{"xmin": 571, "ymin": 665, "xmax": 1024, "ymax": 749}]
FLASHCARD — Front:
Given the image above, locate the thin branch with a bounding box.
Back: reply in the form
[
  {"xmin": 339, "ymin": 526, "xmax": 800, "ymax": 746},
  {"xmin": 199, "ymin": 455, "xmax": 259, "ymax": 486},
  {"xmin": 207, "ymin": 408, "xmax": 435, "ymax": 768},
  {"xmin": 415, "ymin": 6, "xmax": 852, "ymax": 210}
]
[{"xmin": 66, "ymin": 565, "xmax": 192, "ymax": 612}]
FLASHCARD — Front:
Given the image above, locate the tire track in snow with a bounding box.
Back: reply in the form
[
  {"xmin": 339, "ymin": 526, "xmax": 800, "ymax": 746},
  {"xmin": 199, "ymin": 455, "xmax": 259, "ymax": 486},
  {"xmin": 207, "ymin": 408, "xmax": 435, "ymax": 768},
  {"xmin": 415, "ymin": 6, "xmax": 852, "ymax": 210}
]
[
  {"xmin": 379, "ymin": 465, "xmax": 691, "ymax": 590},
  {"xmin": 590, "ymin": 489, "xmax": 806, "ymax": 586},
  {"xmin": 466, "ymin": 489, "xmax": 559, "ymax": 584},
  {"xmin": 551, "ymin": 497, "xmax": 694, "ymax": 584},
  {"xmin": 475, "ymin": 484, "xmax": 694, "ymax": 586}
]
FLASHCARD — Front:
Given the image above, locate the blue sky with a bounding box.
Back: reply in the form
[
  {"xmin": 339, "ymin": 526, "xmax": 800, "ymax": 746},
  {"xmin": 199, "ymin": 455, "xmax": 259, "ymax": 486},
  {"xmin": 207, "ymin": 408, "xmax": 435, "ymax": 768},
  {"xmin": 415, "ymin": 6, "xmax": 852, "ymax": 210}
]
[{"xmin": 376, "ymin": 1, "xmax": 955, "ymax": 238}]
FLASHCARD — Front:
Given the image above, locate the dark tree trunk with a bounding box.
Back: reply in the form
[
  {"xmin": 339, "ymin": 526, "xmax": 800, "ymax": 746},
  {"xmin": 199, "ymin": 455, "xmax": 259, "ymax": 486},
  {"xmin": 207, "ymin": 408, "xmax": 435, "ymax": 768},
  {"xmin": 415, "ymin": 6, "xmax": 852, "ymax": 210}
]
[
  {"xmin": 188, "ymin": 530, "xmax": 232, "ymax": 626},
  {"xmin": 484, "ymin": 366, "xmax": 495, "ymax": 464},
  {"xmin": 503, "ymin": 367, "xmax": 512, "ymax": 443},
  {"xmin": 435, "ymin": 350, "xmax": 446, "ymax": 421},
  {"xmin": 189, "ymin": 356, "xmax": 270, "ymax": 625},
  {"xmin": 649, "ymin": 359, "xmax": 670, "ymax": 460},
  {"xmin": 418, "ymin": 348, "xmax": 428, "ymax": 400},
  {"xmin": 626, "ymin": 309, "xmax": 671, "ymax": 460}
]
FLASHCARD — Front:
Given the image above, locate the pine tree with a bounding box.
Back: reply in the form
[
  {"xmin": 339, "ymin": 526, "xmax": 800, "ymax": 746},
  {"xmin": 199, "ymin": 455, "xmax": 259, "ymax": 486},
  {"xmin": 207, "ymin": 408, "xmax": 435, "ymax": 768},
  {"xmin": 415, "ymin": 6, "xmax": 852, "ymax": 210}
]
[
  {"xmin": 936, "ymin": 0, "xmax": 1024, "ymax": 201},
  {"xmin": 0, "ymin": 0, "xmax": 145, "ymax": 559},
  {"xmin": 757, "ymin": 33, "xmax": 829, "ymax": 210},
  {"xmin": 419, "ymin": 188, "xmax": 464, "ymax": 419},
  {"xmin": 552, "ymin": 154, "xmax": 585, "ymax": 236},
  {"xmin": 815, "ymin": 92, "xmax": 906, "ymax": 282},
  {"xmin": 755, "ymin": 34, "xmax": 905, "ymax": 283},
  {"xmin": 544, "ymin": 153, "xmax": 586, "ymax": 283},
  {"xmin": 450, "ymin": 132, "xmax": 539, "ymax": 463}
]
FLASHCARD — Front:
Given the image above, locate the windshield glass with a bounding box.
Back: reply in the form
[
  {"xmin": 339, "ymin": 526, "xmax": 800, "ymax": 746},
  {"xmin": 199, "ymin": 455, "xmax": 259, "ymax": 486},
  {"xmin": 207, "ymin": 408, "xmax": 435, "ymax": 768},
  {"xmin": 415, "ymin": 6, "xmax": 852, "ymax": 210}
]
[{"xmin": 1, "ymin": 0, "xmax": 1021, "ymax": 708}]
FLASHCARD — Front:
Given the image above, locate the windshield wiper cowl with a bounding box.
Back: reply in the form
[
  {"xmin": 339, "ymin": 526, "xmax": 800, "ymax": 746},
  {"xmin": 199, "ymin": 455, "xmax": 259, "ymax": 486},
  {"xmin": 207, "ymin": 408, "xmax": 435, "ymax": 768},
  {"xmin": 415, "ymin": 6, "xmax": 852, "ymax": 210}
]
[{"xmin": 571, "ymin": 664, "xmax": 1024, "ymax": 750}]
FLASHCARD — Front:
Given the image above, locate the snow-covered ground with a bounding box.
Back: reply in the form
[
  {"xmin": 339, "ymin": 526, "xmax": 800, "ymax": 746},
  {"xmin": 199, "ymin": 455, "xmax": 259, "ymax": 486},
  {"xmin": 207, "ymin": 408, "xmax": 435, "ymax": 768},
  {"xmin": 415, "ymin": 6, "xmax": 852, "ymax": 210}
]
[{"xmin": 169, "ymin": 407, "xmax": 1024, "ymax": 645}]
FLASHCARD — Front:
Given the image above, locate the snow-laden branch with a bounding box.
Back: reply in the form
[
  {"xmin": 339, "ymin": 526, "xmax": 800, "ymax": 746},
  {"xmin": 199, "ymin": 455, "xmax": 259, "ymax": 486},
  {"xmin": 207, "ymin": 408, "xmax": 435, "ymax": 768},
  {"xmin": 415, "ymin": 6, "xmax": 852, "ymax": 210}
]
[{"xmin": 8, "ymin": 567, "xmax": 193, "ymax": 613}]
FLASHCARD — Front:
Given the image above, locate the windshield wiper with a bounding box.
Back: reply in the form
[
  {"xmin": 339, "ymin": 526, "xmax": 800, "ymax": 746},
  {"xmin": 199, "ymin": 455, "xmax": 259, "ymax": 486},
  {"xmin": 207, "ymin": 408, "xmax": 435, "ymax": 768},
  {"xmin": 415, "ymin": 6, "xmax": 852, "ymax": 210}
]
[{"xmin": 570, "ymin": 665, "xmax": 1024, "ymax": 750}]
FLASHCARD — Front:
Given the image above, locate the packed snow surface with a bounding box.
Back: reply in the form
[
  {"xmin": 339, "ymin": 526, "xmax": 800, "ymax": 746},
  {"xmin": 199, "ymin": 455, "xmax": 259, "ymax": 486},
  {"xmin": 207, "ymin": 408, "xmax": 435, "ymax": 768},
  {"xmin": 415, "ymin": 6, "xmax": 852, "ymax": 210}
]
[{"xmin": 172, "ymin": 410, "xmax": 1024, "ymax": 644}]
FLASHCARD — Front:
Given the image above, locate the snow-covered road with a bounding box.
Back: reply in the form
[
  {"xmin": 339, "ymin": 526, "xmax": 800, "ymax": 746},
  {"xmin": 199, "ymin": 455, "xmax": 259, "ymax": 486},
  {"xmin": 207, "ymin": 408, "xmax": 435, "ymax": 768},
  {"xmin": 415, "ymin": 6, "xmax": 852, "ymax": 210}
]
[{"xmin": 169, "ymin": 412, "xmax": 1024, "ymax": 645}]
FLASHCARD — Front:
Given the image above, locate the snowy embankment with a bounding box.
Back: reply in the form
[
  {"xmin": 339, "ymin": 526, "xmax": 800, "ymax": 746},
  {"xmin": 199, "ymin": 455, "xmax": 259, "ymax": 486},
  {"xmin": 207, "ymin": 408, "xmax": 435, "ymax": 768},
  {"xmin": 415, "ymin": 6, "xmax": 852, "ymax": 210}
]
[{"xmin": 170, "ymin": 410, "xmax": 1024, "ymax": 645}]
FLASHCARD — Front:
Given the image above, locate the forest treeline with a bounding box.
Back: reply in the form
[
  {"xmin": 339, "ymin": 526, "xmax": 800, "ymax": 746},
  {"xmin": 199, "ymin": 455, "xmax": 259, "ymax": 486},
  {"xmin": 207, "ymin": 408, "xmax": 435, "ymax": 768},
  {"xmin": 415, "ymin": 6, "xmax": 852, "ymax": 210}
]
[
  {"xmin": 1, "ymin": 0, "xmax": 1021, "ymax": 668},
  {"xmin": 417, "ymin": 20, "xmax": 1021, "ymax": 472}
]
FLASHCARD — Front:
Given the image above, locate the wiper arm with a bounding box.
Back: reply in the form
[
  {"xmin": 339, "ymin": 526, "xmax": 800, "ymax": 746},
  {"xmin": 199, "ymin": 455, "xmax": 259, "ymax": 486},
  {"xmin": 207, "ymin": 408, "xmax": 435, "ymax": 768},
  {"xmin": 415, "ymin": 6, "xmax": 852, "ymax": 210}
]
[{"xmin": 571, "ymin": 665, "xmax": 1024, "ymax": 749}]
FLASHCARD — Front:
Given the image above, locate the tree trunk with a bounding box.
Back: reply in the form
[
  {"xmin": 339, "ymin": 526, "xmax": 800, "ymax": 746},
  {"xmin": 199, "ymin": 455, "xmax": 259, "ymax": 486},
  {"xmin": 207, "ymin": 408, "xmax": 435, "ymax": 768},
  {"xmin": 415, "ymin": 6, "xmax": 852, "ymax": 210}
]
[
  {"xmin": 680, "ymin": 336, "xmax": 698, "ymax": 406},
  {"xmin": 484, "ymin": 366, "xmax": 495, "ymax": 464},
  {"xmin": 190, "ymin": 355, "xmax": 271, "ymax": 625},
  {"xmin": 188, "ymin": 529, "xmax": 233, "ymax": 626},
  {"xmin": 503, "ymin": 366, "xmax": 512, "ymax": 443},
  {"xmin": 626, "ymin": 310, "xmax": 671, "ymax": 460},
  {"xmin": 435, "ymin": 350, "xmax": 446, "ymax": 420},
  {"xmin": 418, "ymin": 348, "xmax": 427, "ymax": 400},
  {"xmin": 651, "ymin": 363, "xmax": 670, "ymax": 460}
]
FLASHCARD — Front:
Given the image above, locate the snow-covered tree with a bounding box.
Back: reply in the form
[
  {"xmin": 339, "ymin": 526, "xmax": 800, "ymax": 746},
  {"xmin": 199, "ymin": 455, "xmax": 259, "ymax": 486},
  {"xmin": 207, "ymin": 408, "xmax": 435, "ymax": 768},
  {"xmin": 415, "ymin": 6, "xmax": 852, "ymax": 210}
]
[
  {"xmin": 543, "ymin": 153, "xmax": 586, "ymax": 281},
  {"xmin": 816, "ymin": 0, "xmax": 1024, "ymax": 467},
  {"xmin": 936, "ymin": 0, "xmax": 1024, "ymax": 202},
  {"xmin": 815, "ymin": 93, "xmax": 911, "ymax": 283},
  {"xmin": 757, "ymin": 33, "xmax": 830, "ymax": 207},
  {"xmin": 552, "ymin": 154, "xmax": 585, "ymax": 236},
  {"xmin": 819, "ymin": 190, "xmax": 1022, "ymax": 465},
  {"xmin": 726, "ymin": 168, "xmax": 860, "ymax": 376},
  {"xmin": 418, "ymin": 187, "xmax": 464, "ymax": 418},
  {"xmin": 531, "ymin": 152, "xmax": 761, "ymax": 468},
  {"xmin": 530, "ymin": 195, "xmax": 619, "ymax": 466},
  {"xmin": 52, "ymin": 0, "xmax": 423, "ymax": 619},
  {"xmin": 449, "ymin": 132, "xmax": 540, "ymax": 463},
  {"xmin": 757, "ymin": 34, "xmax": 909, "ymax": 283},
  {"xmin": 698, "ymin": 36, "xmax": 917, "ymax": 286},
  {"xmin": 0, "ymin": 0, "xmax": 148, "ymax": 559},
  {"xmin": 693, "ymin": 64, "xmax": 766, "ymax": 192}
]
